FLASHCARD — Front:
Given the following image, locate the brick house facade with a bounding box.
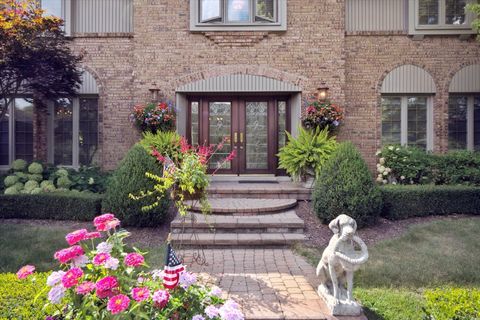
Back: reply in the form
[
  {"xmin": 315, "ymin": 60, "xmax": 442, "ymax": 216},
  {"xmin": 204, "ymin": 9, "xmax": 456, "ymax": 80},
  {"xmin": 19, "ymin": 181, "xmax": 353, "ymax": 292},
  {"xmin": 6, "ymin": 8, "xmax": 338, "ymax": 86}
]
[{"xmin": 1, "ymin": 0, "xmax": 479, "ymax": 172}]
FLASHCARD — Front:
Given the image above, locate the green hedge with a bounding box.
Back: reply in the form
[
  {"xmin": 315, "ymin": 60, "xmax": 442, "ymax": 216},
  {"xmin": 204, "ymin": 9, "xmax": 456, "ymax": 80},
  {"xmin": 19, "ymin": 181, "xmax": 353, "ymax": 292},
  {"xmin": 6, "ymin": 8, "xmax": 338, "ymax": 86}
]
[
  {"xmin": 0, "ymin": 192, "xmax": 103, "ymax": 221},
  {"xmin": 381, "ymin": 185, "xmax": 480, "ymax": 220},
  {"xmin": 0, "ymin": 273, "xmax": 52, "ymax": 320},
  {"xmin": 424, "ymin": 287, "xmax": 480, "ymax": 320}
]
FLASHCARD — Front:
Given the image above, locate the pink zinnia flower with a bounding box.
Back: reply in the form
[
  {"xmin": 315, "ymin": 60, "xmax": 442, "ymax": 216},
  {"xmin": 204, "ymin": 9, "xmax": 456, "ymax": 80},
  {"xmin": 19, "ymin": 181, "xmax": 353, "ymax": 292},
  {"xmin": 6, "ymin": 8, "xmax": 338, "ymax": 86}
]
[
  {"xmin": 65, "ymin": 229, "xmax": 88, "ymax": 245},
  {"xmin": 93, "ymin": 213, "xmax": 120, "ymax": 232},
  {"xmin": 131, "ymin": 287, "xmax": 150, "ymax": 302},
  {"xmin": 84, "ymin": 231, "xmax": 102, "ymax": 240},
  {"xmin": 93, "ymin": 253, "xmax": 111, "ymax": 266},
  {"xmin": 16, "ymin": 265, "xmax": 35, "ymax": 279},
  {"xmin": 61, "ymin": 267, "xmax": 83, "ymax": 288},
  {"xmin": 152, "ymin": 290, "xmax": 170, "ymax": 309},
  {"xmin": 107, "ymin": 294, "xmax": 130, "ymax": 315},
  {"xmin": 54, "ymin": 245, "xmax": 84, "ymax": 264},
  {"xmin": 96, "ymin": 288, "xmax": 118, "ymax": 299},
  {"xmin": 96, "ymin": 276, "xmax": 118, "ymax": 291},
  {"xmin": 124, "ymin": 253, "xmax": 144, "ymax": 267},
  {"xmin": 76, "ymin": 281, "xmax": 95, "ymax": 295}
]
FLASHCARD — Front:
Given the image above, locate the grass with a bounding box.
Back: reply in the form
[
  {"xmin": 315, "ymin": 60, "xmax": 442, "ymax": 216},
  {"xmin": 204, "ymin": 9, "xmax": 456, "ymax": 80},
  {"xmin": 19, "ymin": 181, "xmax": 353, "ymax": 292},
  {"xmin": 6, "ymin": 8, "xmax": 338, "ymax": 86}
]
[
  {"xmin": 295, "ymin": 217, "xmax": 480, "ymax": 320},
  {"xmin": 0, "ymin": 223, "xmax": 166, "ymax": 273}
]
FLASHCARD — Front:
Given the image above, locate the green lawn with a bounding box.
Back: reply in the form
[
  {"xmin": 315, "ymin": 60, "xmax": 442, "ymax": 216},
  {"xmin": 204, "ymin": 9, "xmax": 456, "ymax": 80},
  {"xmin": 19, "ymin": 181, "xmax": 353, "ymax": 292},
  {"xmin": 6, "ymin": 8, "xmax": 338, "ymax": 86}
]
[
  {"xmin": 295, "ymin": 217, "xmax": 480, "ymax": 320},
  {"xmin": 0, "ymin": 223, "xmax": 166, "ymax": 273}
]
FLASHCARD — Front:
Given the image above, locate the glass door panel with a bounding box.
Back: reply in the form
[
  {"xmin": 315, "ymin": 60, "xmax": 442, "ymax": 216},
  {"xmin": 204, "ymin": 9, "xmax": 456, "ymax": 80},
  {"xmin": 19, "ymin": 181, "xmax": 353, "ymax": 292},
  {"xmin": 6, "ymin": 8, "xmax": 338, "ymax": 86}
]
[
  {"xmin": 245, "ymin": 101, "xmax": 268, "ymax": 170},
  {"xmin": 208, "ymin": 102, "xmax": 232, "ymax": 170}
]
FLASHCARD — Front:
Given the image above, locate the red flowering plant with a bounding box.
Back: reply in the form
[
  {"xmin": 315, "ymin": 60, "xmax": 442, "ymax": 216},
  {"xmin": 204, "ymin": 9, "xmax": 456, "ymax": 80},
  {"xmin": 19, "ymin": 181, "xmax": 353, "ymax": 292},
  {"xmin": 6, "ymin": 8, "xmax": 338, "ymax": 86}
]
[
  {"xmin": 301, "ymin": 100, "xmax": 344, "ymax": 132},
  {"xmin": 17, "ymin": 213, "xmax": 244, "ymax": 319},
  {"xmin": 131, "ymin": 136, "xmax": 236, "ymax": 216},
  {"xmin": 130, "ymin": 101, "xmax": 176, "ymax": 133}
]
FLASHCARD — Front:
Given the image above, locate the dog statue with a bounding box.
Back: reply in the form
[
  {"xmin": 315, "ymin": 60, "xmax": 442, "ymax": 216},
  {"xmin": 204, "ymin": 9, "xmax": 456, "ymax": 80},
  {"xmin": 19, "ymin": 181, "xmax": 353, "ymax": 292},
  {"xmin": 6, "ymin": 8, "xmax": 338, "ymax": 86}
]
[{"xmin": 316, "ymin": 214, "xmax": 369, "ymax": 316}]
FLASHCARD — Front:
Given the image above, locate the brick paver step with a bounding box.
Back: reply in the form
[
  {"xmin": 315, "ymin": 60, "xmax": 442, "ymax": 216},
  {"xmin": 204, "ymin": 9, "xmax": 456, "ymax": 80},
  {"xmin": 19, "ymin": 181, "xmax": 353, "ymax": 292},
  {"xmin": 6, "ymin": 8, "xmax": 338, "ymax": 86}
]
[
  {"xmin": 171, "ymin": 210, "xmax": 304, "ymax": 233},
  {"xmin": 186, "ymin": 198, "xmax": 297, "ymax": 214},
  {"xmin": 171, "ymin": 233, "xmax": 306, "ymax": 246},
  {"xmin": 207, "ymin": 182, "xmax": 311, "ymax": 200}
]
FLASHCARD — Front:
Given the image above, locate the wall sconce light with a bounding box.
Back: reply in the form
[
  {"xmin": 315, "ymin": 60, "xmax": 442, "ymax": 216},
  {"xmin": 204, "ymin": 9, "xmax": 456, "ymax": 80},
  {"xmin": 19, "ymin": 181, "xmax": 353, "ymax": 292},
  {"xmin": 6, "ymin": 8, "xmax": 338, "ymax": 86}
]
[
  {"xmin": 316, "ymin": 83, "xmax": 329, "ymax": 101},
  {"xmin": 149, "ymin": 82, "xmax": 161, "ymax": 102}
]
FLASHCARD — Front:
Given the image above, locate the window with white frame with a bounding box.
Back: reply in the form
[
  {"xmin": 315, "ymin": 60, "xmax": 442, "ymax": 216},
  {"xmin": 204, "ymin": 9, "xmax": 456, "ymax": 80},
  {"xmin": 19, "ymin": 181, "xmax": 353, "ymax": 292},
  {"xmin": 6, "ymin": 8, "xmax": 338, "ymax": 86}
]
[
  {"xmin": 448, "ymin": 95, "xmax": 480, "ymax": 151},
  {"xmin": 381, "ymin": 96, "xmax": 433, "ymax": 150},
  {"xmin": 0, "ymin": 98, "xmax": 34, "ymax": 168},
  {"xmin": 190, "ymin": 0, "xmax": 287, "ymax": 31},
  {"xmin": 409, "ymin": 0, "xmax": 475, "ymax": 35},
  {"xmin": 48, "ymin": 97, "xmax": 99, "ymax": 167}
]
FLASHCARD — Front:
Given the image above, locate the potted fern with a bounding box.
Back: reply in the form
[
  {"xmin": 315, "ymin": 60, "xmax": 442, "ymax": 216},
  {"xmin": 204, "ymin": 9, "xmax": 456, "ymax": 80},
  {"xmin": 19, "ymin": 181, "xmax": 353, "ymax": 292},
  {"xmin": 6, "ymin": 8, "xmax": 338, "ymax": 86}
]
[{"xmin": 277, "ymin": 127, "xmax": 337, "ymax": 187}]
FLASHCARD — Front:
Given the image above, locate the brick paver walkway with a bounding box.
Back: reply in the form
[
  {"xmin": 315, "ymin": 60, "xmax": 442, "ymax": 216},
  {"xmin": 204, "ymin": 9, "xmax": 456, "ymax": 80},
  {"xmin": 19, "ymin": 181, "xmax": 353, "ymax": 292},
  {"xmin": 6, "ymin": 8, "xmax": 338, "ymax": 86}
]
[{"xmin": 180, "ymin": 248, "xmax": 366, "ymax": 320}]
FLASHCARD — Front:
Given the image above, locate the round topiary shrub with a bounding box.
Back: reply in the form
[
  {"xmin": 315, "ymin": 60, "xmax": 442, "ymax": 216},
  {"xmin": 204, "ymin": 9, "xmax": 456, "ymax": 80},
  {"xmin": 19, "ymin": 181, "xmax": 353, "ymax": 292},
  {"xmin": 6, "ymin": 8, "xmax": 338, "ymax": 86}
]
[
  {"xmin": 4, "ymin": 186, "xmax": 19, "ymax": 195},
  {"xmin": 103, "ymin": 144, "xmax": 170, "ymax": 227},
  {"xmin": 57, "ymin": 176, "xmax": 72, "ymax": 189},
  {"xmin": 312, "ymin": 142, "xmax": 383, "ymax": 227},
  {"xmin": 24, "ymin": 180, "xmax": 39, "ymax": 192},
  {"xmin": 28, "ymin": 162, "xmax": 43, "ymax": 174},
  {"xmin": 11, "ymin": 159, "xmax": 27, "ymax": 171},
  {"xmin": 4, "ymin": 175, "xmax": 19, "ymax": 187}
]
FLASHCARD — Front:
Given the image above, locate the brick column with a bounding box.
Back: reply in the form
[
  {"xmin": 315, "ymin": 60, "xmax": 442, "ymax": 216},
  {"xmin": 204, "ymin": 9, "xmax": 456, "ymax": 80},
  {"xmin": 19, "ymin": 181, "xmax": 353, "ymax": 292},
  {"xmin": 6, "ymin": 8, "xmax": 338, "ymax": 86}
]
[{"xmin": 33, "ymin": 99, "xmax": 48, "ymax": 162}]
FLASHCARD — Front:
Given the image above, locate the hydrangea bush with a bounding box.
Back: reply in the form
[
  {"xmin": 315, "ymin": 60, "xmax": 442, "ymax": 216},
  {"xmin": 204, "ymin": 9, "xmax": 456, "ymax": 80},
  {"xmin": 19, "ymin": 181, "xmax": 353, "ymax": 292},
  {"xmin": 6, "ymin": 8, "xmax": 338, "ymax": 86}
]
[{"xmin": 17, "ymin": 213, "xmax": 244, "ymax": 320}]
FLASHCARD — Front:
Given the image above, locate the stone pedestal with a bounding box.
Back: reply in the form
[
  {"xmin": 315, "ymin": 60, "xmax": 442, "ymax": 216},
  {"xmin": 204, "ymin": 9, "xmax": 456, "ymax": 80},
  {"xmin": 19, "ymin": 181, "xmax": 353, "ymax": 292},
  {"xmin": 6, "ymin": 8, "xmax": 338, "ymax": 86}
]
[{"xmin": 318, "ymin": 285, "xmax": 363, "ymax": 316}]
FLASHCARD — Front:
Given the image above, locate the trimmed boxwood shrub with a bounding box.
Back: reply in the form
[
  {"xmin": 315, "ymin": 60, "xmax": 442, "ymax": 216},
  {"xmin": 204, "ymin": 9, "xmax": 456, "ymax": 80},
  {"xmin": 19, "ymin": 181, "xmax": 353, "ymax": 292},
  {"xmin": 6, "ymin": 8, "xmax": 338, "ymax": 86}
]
[
  {"xmin": 0, "ymin": 273, "xmax": 53, "ymax": 319},
  {"xmin": 381, "ymin": 185, "xmax": 480, "ymax": 220},
  {"xmin": 423, "ymin": 287, "xmax": 480, "ymax": 320},
  {"xmin": 102, "ymin": 144, "xmax": 170, "ymax": 227},
  {"xmin": 0, "ymin": 192, "xmax": 103, "ymax": 220},
  {"xmin": 313, "ymin": 142, "xmax": 383, "ymax": 227}
]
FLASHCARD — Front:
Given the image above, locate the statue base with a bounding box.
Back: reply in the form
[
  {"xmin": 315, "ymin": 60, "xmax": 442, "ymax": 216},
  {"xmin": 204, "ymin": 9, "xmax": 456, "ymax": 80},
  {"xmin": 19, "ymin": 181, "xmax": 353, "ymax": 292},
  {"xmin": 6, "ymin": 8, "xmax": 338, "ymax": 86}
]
[{"xmin": 318, "ymin": 285, "xmax": 363, "ymax": 316}]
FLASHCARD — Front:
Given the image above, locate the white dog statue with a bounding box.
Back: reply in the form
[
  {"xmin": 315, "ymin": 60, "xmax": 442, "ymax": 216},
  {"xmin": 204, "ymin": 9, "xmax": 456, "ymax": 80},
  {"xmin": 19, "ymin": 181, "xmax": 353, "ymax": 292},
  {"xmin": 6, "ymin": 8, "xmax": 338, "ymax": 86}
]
[{"xmin": 316, "ymin": 214, "xmax": 369, "ymax": 316}]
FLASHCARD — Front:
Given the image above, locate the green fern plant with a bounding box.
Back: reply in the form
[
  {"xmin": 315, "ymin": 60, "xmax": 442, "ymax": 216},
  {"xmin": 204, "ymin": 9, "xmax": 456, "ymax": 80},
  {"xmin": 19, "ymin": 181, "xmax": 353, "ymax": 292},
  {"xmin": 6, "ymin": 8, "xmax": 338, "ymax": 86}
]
[{"xmin": 277, "ymin": 127, "xmax": 337, "ymax": 181}]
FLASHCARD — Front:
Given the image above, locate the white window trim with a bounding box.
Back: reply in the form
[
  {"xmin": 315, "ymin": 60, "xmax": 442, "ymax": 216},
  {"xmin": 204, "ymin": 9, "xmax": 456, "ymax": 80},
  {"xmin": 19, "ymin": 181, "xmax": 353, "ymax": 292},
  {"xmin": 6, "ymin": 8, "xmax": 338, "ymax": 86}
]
[
  {"xmin": 408, "ymin": 0, "xmax": 476, "ymax": 35},
  {"xmin": 383, "ymin": 95, "xmax": 434, "ymax": 151},
  {"xmin": 190, "ymin": 0, "xmax": 287, "ymax": 31}
]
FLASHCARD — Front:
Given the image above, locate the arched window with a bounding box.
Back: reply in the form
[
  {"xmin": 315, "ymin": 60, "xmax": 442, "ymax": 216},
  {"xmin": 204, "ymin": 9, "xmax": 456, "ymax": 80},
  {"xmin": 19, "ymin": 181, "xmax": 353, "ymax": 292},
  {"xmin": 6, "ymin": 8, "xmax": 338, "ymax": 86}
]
[
  {"xmin": 380, "ymin": 65, "xmax": 436, "ymax": 150},
  {"xmin": 448, "ymin": 65, "xmax": 480, "ymax": 151},
  {"xmin": 48, "ymin": 70, "xmax": 100, "ymax": 167}
]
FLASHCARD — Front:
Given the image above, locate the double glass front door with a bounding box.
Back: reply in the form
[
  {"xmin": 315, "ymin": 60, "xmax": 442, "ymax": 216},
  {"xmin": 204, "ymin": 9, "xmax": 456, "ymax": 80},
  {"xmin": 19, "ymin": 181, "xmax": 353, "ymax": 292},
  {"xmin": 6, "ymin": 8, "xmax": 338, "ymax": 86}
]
[{"xmin": 189, "ymin": 97, "xmax": 288, "ymax": 175}]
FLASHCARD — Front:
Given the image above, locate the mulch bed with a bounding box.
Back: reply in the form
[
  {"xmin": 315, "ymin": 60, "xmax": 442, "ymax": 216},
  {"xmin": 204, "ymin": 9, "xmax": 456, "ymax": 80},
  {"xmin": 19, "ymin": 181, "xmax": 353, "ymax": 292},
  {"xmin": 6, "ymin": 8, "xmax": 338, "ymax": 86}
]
[{"xmin": 295, "ymin": 200, "xmax": 478, "ymax": 248}]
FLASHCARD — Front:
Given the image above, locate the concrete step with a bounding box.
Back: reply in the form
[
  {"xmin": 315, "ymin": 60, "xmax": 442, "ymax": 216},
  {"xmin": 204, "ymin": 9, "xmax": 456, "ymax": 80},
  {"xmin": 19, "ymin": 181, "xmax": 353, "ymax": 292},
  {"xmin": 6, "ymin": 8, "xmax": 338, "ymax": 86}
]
[
  {"xmin": 171, "ymin": 211, "xmax": 304, "ymax": 233},
  {"xmin": 171, "ymin": 232, "xmax": 306, "ymax": 246},
  {"xmin": 207, "ymin": 182, "xmax": 311, "ymax": 200},
  {"xmin": 186, "ymin": 198, "xmax": 297, "ymax": 215}
]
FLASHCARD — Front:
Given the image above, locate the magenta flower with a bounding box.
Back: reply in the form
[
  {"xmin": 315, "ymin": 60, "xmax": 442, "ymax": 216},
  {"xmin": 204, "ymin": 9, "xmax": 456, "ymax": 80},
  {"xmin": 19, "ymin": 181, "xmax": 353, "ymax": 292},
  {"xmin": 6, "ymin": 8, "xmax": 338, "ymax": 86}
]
[
  {"xmin": 131, "ymin": 287, "xmax": 150, "ymax": 302},
  {"xmin": 65, "ymin": 229, "xmax": 88, "ymax": 245},
  {"xmin": 54, "ymin": 245, "xmax": 84, "ymax": 264},
  {"xmin": 84, "ymin": 231, "xmax": 102, "ymax": 240},
  {"xmin": 124, "ymin": 252, "xmax": 144, "ymax": 267},
  {"xmin": 76, "ymin": 281, "xmax": 95, "ymax": 295},
  {"xmin": 61, "ymin": 267, "xmax": 83, "ymax": 288},
  {"xmin": 152, "ymin": 290, "xmax": 170, "ymax": 309},
  {"xmin": 107, "ymin": 294, "xmax": 130, "ymax": 315},
  {"xmin": 93, "ymin": 253, "xmax": 111, "ymax": 266},
  {"xmin": 16, "ymin": 265, "xmax": 35, "ymax": 279},
  {"xmin": 96, "ymin": 276, "xmax": 118, "ymax": 291},
  {"xmin": 93, "ymin": 213, "xmax": 120, "ymax": 232}
]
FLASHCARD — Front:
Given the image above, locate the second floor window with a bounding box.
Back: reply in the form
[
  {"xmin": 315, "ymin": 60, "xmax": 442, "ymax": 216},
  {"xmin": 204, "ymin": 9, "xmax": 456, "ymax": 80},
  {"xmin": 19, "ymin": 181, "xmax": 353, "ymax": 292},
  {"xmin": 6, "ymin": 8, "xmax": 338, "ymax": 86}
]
[
  {"xmin": 418, "ymin": 0, "xmax": 470, "ymax": 27},
  {"xmin": 191, "ymin": 0, "xmax": 287, "ymax": 31},
  {"xmin": 41, "ymin": 0, "xmax": 62, "ymax": 18}
]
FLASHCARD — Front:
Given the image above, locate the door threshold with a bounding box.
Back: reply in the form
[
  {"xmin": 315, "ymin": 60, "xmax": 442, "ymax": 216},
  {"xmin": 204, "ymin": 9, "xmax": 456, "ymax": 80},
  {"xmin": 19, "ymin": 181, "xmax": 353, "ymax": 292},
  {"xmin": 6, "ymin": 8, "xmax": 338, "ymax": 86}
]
[{"xmin": 210, "ymin": 175, "xmax": 291, "ymax": 182}]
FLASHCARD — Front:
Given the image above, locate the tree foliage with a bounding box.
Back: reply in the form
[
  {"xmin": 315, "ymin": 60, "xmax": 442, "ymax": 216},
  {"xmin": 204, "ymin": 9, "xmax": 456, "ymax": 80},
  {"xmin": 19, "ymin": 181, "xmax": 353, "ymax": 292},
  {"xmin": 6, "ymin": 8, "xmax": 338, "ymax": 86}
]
[
  {"xmin": 0, "ymin": 0, "xmax": 82, "ymax": 120},
  {"xmin": 468, "ymin": 3, "xmax": 480, "ymax": 40}
]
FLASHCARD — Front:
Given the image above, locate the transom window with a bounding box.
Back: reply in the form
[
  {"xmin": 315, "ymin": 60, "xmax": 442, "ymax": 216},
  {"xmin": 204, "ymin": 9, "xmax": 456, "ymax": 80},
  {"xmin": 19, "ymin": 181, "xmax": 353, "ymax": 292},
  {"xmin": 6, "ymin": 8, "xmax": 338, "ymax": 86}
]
[
  {"xmin": 448, "ymin": 95, "xmax": 480, "ymax": 151},
  {"xmin": 190, "ymin": 0, "xmax": 287, "ymax": 31},
  {"xmin": 381, "ymin": 96, "xmax": 433, "ymax": 150}
]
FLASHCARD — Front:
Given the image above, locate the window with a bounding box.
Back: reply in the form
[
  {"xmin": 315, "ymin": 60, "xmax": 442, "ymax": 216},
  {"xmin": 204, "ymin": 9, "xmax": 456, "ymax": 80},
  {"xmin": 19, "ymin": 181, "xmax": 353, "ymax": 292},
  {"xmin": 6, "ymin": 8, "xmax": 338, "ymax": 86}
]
[
  {"xmin": 0, "ymin": 99, "xmax": 34, "ymax": 168},
  {"xmin": 190, "ymin": 0, "xmax": 287, "ymax": 31},
  {"xmin": 41, "ymin": 0, "xmax": 62, "ymax": 18},
  {"xmin": 409, "ymin": 0, "xmax": 475, "ymax": 35},
  {"xmin": 448, "ymin": 95, "xmax": 480, "ymax": 151},
  {"xmin": 381, "ymin": 96, "xmax": 433, "ymax": 150},
  {"xmin": 48, "ymin": 97, "xmax": 99, "ymax": 167}
]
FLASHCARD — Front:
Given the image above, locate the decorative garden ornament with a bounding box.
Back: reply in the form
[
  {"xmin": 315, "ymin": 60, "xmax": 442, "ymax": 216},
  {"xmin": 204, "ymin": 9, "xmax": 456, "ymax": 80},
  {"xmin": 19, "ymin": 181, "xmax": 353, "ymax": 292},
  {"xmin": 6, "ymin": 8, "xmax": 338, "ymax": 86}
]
[{"xmin": 316, "ymin": 214, "xmax": 368, "ymax": 316}]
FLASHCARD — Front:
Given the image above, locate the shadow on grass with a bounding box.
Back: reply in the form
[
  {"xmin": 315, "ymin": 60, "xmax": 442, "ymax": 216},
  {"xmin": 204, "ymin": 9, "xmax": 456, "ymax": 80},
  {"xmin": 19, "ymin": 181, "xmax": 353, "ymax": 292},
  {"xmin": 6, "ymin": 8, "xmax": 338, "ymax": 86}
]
[{"xmin": 363, "ymin": 308, "xmax": 386, "ymax": 320}]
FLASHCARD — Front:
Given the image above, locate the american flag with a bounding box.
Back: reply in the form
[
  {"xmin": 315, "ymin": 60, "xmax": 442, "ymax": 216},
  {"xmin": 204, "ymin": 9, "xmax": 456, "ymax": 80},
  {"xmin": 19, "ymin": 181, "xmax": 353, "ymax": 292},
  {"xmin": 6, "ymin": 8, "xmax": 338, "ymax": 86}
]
[
  {"xmin": 162, "ymin": 155, "xmax": 176, "ymax": 177},
  {"xmin": 163, "ymin": 243, "xmax": 185, "ymax": 290}
]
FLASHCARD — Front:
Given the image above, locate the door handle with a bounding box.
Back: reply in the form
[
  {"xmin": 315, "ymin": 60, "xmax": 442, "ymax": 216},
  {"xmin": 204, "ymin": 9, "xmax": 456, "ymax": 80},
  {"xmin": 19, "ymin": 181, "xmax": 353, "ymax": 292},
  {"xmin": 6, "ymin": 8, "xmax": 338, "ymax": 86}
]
[
  {"xmin": 234, "ymin": 132, "xmax": 238, "ymax": 144},
  {"xmin": 240, "ymin": 132, "xmax": 244, "ymax": 144}
]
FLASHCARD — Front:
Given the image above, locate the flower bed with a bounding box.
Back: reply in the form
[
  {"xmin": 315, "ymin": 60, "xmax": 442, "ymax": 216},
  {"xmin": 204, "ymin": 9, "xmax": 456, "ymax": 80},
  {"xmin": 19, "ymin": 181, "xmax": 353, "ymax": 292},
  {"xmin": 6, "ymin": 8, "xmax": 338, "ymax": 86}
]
[{"xmin": 16, "ymin": 213, "xmax": 244, "ymax": 319}]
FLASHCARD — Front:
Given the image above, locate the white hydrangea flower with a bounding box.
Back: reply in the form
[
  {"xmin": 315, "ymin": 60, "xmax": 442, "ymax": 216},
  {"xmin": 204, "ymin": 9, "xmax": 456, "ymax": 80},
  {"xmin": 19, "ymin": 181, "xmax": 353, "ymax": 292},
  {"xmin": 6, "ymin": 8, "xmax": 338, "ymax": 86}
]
[
  {"xmin": 383, "ymin": 179, "xmax": 388, "ymax": 184},
  {"xmin": 377, "ymin": 166, "xmax": 385, "ymax": 173},
  {"xmin": 379, "ymin": 158, "xmax": 385, "ymax": 165},
  {"xmin": 386, "ymin": 167, "xmax": 392, "ymax": 173},
  {"xmin": 376, "ymin": 177, "xmax": 383, "ymax": 183},
  {"xmin": 375, "ymin": 150, "xmax": 382, "ymax": 156},
  {"xmin": 388, "ymin": 146, "xmax": 394, "ymax": 150},
  {"xmin": 383, "ymin": 171, "xmax": 388, "ymax": 176},
  {"xmin": 396, "ymin": 147, "xmax": 400, "ymax": 151},
  {"xmin": 392, "ymin": 181, "xmax": 397, "ymax": 185},
  {"xmin": 400, "ymin": 176, "xmax": 405, "ymax": 180}
]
